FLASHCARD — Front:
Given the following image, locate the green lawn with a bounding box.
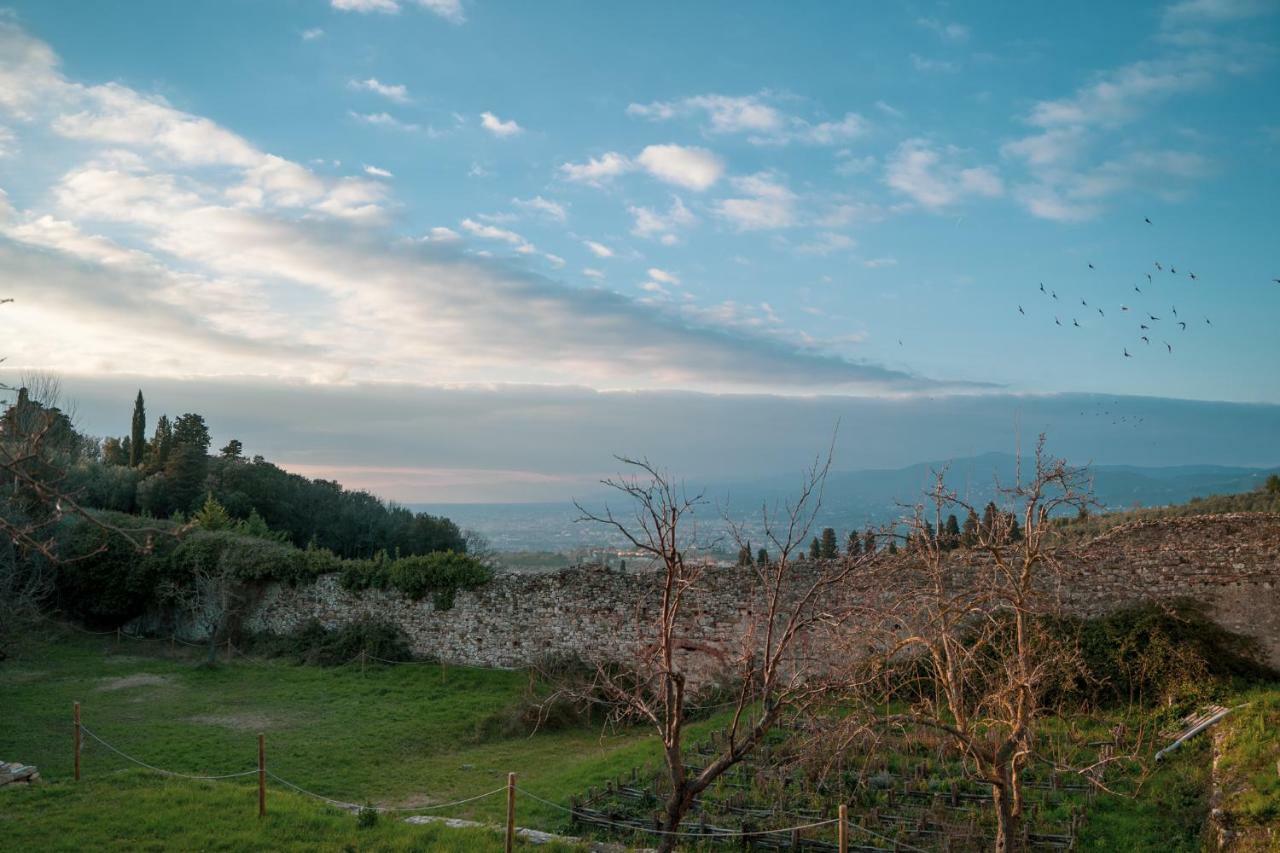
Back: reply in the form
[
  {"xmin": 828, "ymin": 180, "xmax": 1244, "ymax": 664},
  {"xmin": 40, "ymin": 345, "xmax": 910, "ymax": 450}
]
[
  {"xmin": 0, "ymin": 628, "xmax": 681, "ymax": 849},
  {"xmin": 3, "ymin": 628, "xmax": 1276, "ymax": 851}
]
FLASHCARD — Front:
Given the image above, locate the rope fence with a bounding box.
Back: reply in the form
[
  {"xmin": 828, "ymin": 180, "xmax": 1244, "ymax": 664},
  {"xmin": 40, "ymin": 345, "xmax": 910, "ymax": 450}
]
[{"xmin": 67, "ymin": 701, "xmax": 870, "ymax": 851}]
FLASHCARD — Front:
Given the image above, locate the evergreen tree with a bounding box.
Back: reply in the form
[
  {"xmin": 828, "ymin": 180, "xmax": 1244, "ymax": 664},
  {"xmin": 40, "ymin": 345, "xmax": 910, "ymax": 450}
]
[
  {"xmin": 220, "ymin": 439, "xmax": 244, "ymax": 460},
  {"xmin": 846, "ymin": 531, "xmax": 861, "ymax": 557},
  {"xmin": 944, "ymin": 513, "xmax": 961, "ymax": 549},
  {"xmin": 166, "ymin": 413, "xmax": 212, "ymax": 513},
  {"xmin": 129, "ymin": 390, "xmax": 146, "ymax": 467},
  {"xmin": 819, "ymin": 527, "xmax": 838, "ymax": 560},
  {"xmin": 150, "ymin": 414, "xmax": 174, "ymax": 471},
  {"xmin": 756, "ymin": 547, "xmax": 769, "ymax": 566},
  {"xmin": 863, "ymin": 529, "xmax": 876, "ymax": 555},
  {"xmin": 172, "ymin": 413, "xmax": 211, "ymax": 451},
  {"xmin": 981, "ymin": 501, "xmax": 999, "ymax": 536},
  {"xmin": 887, "ymin": 539, "xmax": 898, "ymax": 555},
  {"xmin": 192, "ymin": 492, "xmax": 233, "ymax": 530},
  {"xmin": 1008, "ymin": 512, "xmax": 1023, "ymax": 541},
  {"xmin": 961, "ymin": 508, "xmax": 980, "ymax": 547},
  {"xmin": 809, "ymin": 537, "xmax": 820, "ymax": 560}
]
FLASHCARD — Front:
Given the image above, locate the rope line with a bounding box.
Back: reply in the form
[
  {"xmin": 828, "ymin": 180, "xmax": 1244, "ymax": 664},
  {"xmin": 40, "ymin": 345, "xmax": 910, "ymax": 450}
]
[
  {"xmin": 267, "ymin": 772, "xmax": 506, "ymax": 813},
  {"xmin": 78, "ymin": 725, "xmax": 258, "ymax": 780},
  {"xmin": 516, "ymin": 786, "xmax": 843, "ymax": 839}
]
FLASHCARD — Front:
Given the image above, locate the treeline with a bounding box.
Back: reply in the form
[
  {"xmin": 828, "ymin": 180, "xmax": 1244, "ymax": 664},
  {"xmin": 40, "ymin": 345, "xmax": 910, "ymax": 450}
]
[{"xmin": 51, "ymin": 390, "xmax": 464, "ymax": 558}]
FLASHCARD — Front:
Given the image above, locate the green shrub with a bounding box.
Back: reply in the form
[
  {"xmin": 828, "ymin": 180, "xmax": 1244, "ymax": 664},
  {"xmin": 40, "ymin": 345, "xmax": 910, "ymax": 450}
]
[
  {"xmin": 246, "ymin": 617, "xmax": 414, "ymax": 666},
  {"xmin": 382, "ymin": 551, "xmax": 492, "ymax": 609},
  {"xmin": 170, "ymin": 529, "xmax": 312, "ymax": 585},
  {"xmin": 53, "ymin": 512, "xmax": 180, "ymax": 626}
]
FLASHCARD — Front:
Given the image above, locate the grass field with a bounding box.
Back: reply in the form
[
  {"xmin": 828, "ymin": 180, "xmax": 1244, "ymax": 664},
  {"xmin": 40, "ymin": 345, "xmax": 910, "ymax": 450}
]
[{"xmin": 2, "ymin": 628, "xmax": 1276, "ymax": 850}]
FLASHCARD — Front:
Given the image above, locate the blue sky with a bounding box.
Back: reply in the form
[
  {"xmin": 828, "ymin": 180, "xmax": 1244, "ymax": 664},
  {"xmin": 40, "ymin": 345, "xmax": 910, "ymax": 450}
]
[{"xmin": 1, "ymin": 1, "xmax": 1278, "ymax": 498}]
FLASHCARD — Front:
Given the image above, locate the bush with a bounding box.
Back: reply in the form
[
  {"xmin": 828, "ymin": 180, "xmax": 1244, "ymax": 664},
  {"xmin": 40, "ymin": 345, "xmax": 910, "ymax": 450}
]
[
  {"xmin": 340, "ymin": 551, "xmax": 493, "ymax": 609},
  {"xmin": 246, "ymin": 617, "xmax": 414, "ymax": 666},
  {"xmin": 53, "ymin": 512, "xmax": 180, "ymax": 626},
  {"xmin": 170, "ymin": 529, "xmax": 312, "ymax": 585}
]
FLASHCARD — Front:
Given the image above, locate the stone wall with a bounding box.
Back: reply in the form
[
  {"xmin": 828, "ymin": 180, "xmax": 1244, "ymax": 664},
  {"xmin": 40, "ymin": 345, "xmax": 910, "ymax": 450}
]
[{"xmin": 237, "ymin": 513, "xmax": 1280, "ymax": 670}]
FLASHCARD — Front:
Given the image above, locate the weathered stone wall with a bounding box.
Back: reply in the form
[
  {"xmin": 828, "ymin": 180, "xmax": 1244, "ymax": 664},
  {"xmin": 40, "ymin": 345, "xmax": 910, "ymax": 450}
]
[{"xmin": 237, "ymin": 513, "xmax": 1280, "ymax": 669}]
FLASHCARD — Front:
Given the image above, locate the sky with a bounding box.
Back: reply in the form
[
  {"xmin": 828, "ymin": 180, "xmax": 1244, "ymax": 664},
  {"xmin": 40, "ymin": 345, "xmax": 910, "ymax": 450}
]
[{"xmin": 0, "ymin": 1, "xmax": 1278, "ymax": 501}]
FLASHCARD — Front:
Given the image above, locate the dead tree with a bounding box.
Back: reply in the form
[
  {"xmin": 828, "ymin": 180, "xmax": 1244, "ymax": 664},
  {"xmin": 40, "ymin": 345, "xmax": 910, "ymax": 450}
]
[
  {"xmin": 158, "ymin": 556, "xmax": 246, "ymax": 666},
  {"xmin": 838, "ymin": 436, "xmax": 1093, "ymax": 853},
  {"xmin": 571, "ymin": 449, "xmax": 869, "ymax": 852}
]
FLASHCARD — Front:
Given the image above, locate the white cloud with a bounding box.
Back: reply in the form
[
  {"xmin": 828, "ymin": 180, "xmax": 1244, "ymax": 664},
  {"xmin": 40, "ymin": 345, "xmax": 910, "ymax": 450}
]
[
  {"xmin": 460, "ymin": 217, "xmax": 535, "ymax": 253},
  {"xmin": 301, "ymin": 28, "xmax": 325, "ymax": 41},
  {"xmin": 349, "ymin": 111, "xmax": 420, "ymax": 131},
  {"xmin": 916, "ymin": 17, "xmax": 970, "ymax": 41},
  {"xmin": 480, "ymin": 111, "xmax": 522, "ymax": 137},
  {"xmin": 714, "ymin": 172, "xmax": 798, "ymax": 230},
  {"xmin": 363, "ymin": 164, "xmax": 393, "ymax": 178},
  {"xmin": 558, "ymin": 151, "xmax": 634, "ymax": 185},
  {"xmin": 636, "ymin": 144, "xmax": 724, "ymax": 191},
  {"xmin": 874, "ymin": 100, "xmax": 904, "ymax": 118},
  {"xmin": 512, "ymin": 195, "xmax": 566, "ymax": 220},
  {"xmin": 332, "ymin": 0, "xmax": 465, "ymax": 22},
  {"xmin": 627, "ymin": 92, "xmax": 867, "ymax": 146},
  {"xmin": 862, "ymin": 257, "xmax": 897, "ymax": 268},
  {"xmin": 1163, "ymin": 0, "xmax": 1271, "ymax": 25},
  {"xmin": 582, "ymin": 267, "xmax": 605, "ymax": 280},
  {"xmin": 349, "ymin": 78, "xmax": 409, "ymax": 103},
  {"xmin": 910, "ymin": 54, "xmax": 959, "ymax": 73},
  {"xmin": 583, "ymin": 240, "xmax": 614, "ymax": 258},
  {"xmin": 647, "ymin": 267, "xmax": 679, "ymax": 285},
  {"xmin": 1028, "ymin": 58, "xmax": 1217, "ymax": 129},
  {"xmin": 629, "ymin": 196, "xmax": 695, "ymax": 242},
  {"xmin": 884, "ymin": 139, "xmax": 1003, "ymax": 208},
  {"xmin": 796, "ymin": 232, "xmax": 855, "ymax": 255},
  {"xmin": 425, "ymin": 226, "xmax": 461, "ymax": 242}
]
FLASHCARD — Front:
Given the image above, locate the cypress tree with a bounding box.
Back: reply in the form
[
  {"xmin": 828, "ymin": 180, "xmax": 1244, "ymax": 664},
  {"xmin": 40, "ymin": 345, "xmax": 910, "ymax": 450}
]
[
  {"xmin": 944, "ymin": 514, "xmax": 961, "ymax": 549},
  {"xmin": 129, "ymin": 390, "xmax": 146, "ymax": 467},
  {"xmin": 961, "ymin": 508, "xmax": 980, "ymax": 547},
  {"xmin": 756, "ymin": 547, "xmax": 769, "ymax": 566},
  {"xmin": 887, "ymin": 539, "xmax": 898, "ymax": 555},
  {"xmin": 809, "ymin": 537, "xmax": 821, "ymax": 560},
  {"xmin": 846, "ymin": 531, "xmax": 861, "ymax": 557},
  {"xmin": 150, "ymin": 414, "xmax": 173, "ymax": 470},
  {"xmin": 819, "ymin": 527, "xmax": 838, "ymax": 560}
]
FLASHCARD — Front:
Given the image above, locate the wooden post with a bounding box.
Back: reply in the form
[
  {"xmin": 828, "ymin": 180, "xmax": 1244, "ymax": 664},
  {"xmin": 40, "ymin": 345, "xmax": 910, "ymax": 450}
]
[
  {"xmin": 505, "ymin": 772, "xmax": 516, "ymax": 853},
  {"xmin": 115, "ymin": 627, "xmax": 121, "ymax": 646},
  {"xmin": 73, "ymin": 701, "xmax": 81, "ymax": 781},
  {"xmin": 257, "ymin": 733, "xmax": 266, "ymax": 818},
  {"xmin": 838, "ymin": 803, "xmax": 847, "ymax": 853}
]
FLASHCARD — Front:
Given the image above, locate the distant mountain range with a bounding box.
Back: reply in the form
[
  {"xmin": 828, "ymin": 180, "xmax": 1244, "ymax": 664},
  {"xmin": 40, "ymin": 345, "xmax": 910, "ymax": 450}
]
[{"xmin": 411, "ymin": 453, "xmax": 1279, "ymax": 553}]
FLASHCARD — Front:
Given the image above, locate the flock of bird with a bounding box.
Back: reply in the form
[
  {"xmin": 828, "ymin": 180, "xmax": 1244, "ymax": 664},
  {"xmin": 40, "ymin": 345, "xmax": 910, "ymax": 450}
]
[{"xmin": 1016, "ymin": 217, "xmax": 1231, "ymax": 361}]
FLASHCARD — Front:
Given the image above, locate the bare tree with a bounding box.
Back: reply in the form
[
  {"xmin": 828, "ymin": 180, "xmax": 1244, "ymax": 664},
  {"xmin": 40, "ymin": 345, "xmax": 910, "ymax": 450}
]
[
  {"xmin": 158, "ymin": 556, "xmax": 246, "ymax": 666},
  {"xmin": 569, "ymin": 449, "xmax": 869, "ymax": 851},
  {"xmin": 835, "ymin": 437, "xmax": 1094, "ymax": 853}
]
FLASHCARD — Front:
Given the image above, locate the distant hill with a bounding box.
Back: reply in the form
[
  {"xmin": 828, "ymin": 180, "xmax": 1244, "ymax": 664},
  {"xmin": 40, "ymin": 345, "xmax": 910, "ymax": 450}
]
[{"xmin": 411, "ymin": 454, "xmax": 1280, "ymax": 553}]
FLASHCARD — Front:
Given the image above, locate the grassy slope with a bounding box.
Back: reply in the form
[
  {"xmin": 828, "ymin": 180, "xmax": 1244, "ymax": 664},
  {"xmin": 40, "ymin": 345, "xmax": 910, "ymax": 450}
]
[{"xmin": 0, "ymin": 630, "xmax": 695, "ymax": 849}]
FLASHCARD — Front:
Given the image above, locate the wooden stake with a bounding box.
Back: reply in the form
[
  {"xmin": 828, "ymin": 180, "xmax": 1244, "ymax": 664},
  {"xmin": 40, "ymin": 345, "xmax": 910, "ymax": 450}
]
[
  {"xmin": 73, "ymin": 701, "xmax": 81, "ymax": 781},
  {"xmin": 505, "ymin": 772, "xmax": 516, "ymax": 853},
  {"xmin": 258, "ymin": 733, "xmax": 266, "ymax": 818},
  {"xmin": 838, "ymin": 803, "xmax": 848, "ymax": 853},
  {"xmin": 115, "ymin": 627, "xmax": 121, "ymax": 646}
]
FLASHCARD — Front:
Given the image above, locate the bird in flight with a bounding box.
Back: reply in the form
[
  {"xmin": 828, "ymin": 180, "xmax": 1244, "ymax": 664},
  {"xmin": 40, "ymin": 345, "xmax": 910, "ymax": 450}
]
[
  {"xmin": 1121, "ymin": 305, "xmax": 1130, "ymax": 311},
  {"xmin": 1141, "ymin": 323, "xmax": 1150, "ymax": 330},
  {"xmin": 1141, "ymin": 336, "xmax": 1150, "ymax": 344},
  {"xmin": 1188, "ymin": 272, "xmax": 1197, "ymax": 281},
  {"xmin": 1134, "ymin": 285, "xmax": 1142, "ymax": 293},
  {"xmin": 1172, "ymin": 305, "xmax": 1178, "ymax": 317},
  {"xmin": 1145, "ymin": 217, "xmax": 1152, "ymax": 225},
  {"xmin": 1018, "ymin": 305, "xmax": 1025, "ymax": 315},
  {"xmin": 1165, "ymin": 341, "xmax": 1172, "ymax": 353},
  {"xmin": 1052, "ymin": 290, "xmax": 1059, "ymax": 300},
  {"xmin": 1073, "ymin": 318, "xmax": 1080, "ymax": 327},
  {"xmin": 0, "ymin": 298, "xmax": 12, "ymax": 305},
  {"xmin": 1171, "ymin": 267, "xmax": 1177, "ymax": 274},
  {"xmin": 1178, "ymin": 321, "xmax": 1187, "ymax": 330},
  {"xmin": 1039, "ymin": 282, "xmax": 1046, "ymax": 293},
  {"xmin": 1273, "ymin": 278, "xmax": 1280, "ymax": 284},
  {"xmin": 1124, "ymin": 348, "xmax": 1132, "ymax": 358},
  {"xmin": 1055, "ymin": 316, "xmax": 1062, "ymax": 326},
  {"xmin": 1097, "ymin": 307, "xmax": 1105, "ymax": 317},
  {"xmin": 1146, "ymin": 273, "xmax": 1152, "ymax": 283},
  {"xmin": 1088, "ymin": 263, "xmax": 1095, "ymax": 270},
  {"xmin": 1081, "ymin": 298, "xmax": 1088, "ymax": 306},
  {"xmin": 1149, "ymin": 314, "xmax": 1160, "ymax": 321},
  {"xmin": 1205, "ymin": 318, "xmax": 1212, "ymax": 326},
  {"xmin": 1155, "ymin": 261, "xmax": 1163, "ymax": 271}
]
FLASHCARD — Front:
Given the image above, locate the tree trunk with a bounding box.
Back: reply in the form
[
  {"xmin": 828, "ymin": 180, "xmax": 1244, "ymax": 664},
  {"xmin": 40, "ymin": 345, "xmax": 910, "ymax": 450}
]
[
  {"xmin": 656, "ymin": 786, "xmax": 693, "ymax": 853},
  {"xmin": 992, "ymin": 774, "xmax": 1018, "ymax": 853}
]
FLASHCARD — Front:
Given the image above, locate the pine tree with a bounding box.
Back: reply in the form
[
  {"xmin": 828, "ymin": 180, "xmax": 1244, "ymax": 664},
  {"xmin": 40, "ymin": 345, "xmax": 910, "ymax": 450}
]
[
  {"xmin": 944, "ymin": 514, "xmax": 961, "ymax": 549},
  {"xmin": 192, "ymin": 493, "xmax": 233, "ymax": 530},
  {"xmin": 982, "ymin": 501, "xmax": 999, "ymax": 537},
  {"xmin": 809, "ymin": 537, "xmax": 820, "ymax": 560},
  {"xmin": 961, "ymin": 508, "xmax": 980, "ymax": 547},
  {"xmin": 819, "ymin": 527, "xmax": 838, "ymax": 560},
  {"xmin": 846, "ymin": 531, "xmax": 861, "ymax": 557},
  {"xmin": 220, "ymin": 439, "xmax": 244, "ymax": 460},
  {"xmin": 129, "ymin": 390, "xmax": 146, "ymax": 467},
  {"xmin": 756, "ymin": 547, "xmax": 769, "ymax": 566},
  {"xmin": 887, "ymin": 539, "xmax": 898, "ymax": 555}
]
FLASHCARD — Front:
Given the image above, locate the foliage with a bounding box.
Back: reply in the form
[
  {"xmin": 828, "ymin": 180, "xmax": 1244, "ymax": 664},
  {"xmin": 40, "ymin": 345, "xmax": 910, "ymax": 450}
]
[
  {"xmin": 387, "ymin": 551, "xmax": 493, "ymax": 609},
  {"xmin": 246, "ymin": 617, "xmax": 414, "ymax": 666},
  {"xmin": 1214, "ymin": 687, "xmax": 1280, "ymax": 831},
  {"xmin": 52, "ymin": 511, "xmax": 180, "ymax": 625},
  {"xmin": 1046, "ymin": 600, "xmax": 1275, "ymax": 707}
]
